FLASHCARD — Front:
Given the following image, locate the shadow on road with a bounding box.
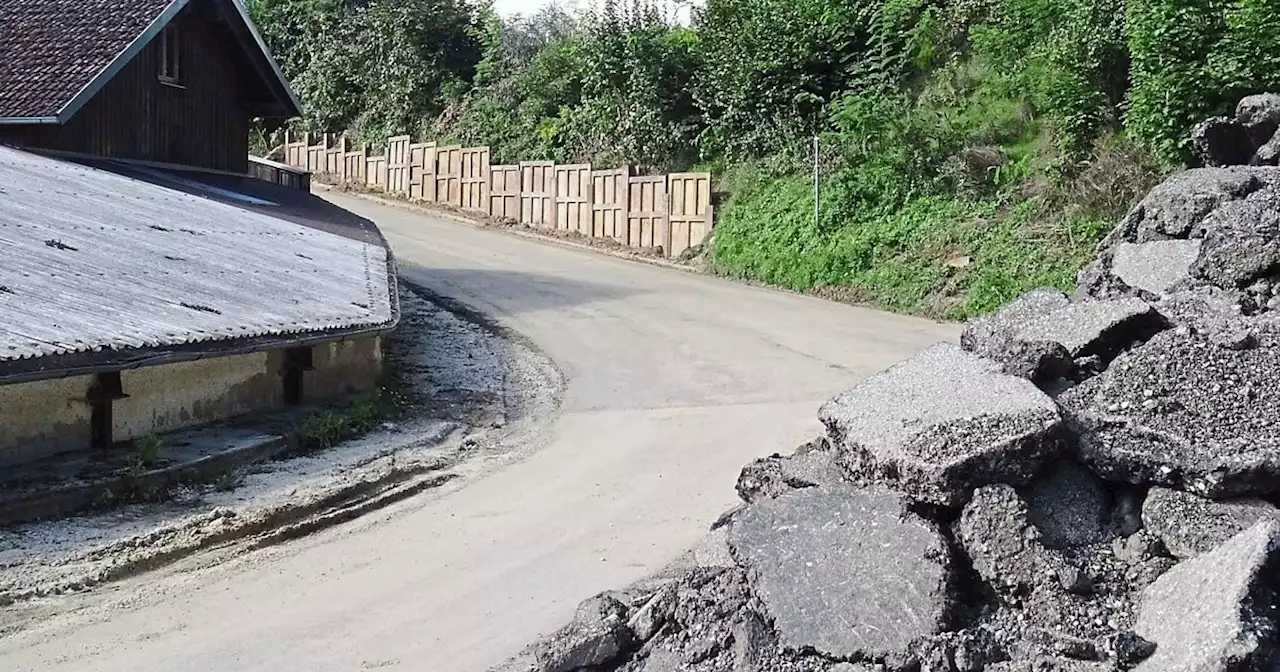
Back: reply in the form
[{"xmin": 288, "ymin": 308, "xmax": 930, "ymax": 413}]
[{"xmin": 398, "ymin": 262, "xmax": 638, "ymax": 317}]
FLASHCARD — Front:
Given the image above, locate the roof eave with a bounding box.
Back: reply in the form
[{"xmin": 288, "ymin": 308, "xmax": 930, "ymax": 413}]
[
  {"xmin": 0, "ymin": 116, "xmax": 61, "ymax": 125},
  {"xmin": 226, "ymin": 0, "xmax": 304, "ymax": 117}
]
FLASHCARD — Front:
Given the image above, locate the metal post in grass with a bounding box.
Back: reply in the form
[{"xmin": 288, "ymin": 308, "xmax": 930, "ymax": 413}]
[{"xmin": 812, "ymin": 133, "xmax": 820, "ymax": 226}]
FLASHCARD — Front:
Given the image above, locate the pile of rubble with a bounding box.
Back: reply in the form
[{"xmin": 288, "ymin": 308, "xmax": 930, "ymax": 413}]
[{"xmin": 504, "ymin": 94, "xmax": 1280, "ymax": 672}]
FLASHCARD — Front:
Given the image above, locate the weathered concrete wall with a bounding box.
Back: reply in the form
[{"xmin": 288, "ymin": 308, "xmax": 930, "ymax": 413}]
[
  {"xmin": 113, "ymin": 351, "xmax": 283, "ymax": 442},
  {"xmin": 306, "ymin": 335, "xmax": 383, "ymax": 400},
  {"xmin": 0, "ymin": 375, "xmax": 94, "ymax": 467},
  {"xmin": 0, "ymin": 334, "xmax": 384, "ymax": 466}
]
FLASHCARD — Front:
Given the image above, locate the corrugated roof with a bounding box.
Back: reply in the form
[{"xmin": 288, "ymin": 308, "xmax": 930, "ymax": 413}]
[{"xmin": 0, "ymin": 145, "xmax": 394, "ymax": 366}]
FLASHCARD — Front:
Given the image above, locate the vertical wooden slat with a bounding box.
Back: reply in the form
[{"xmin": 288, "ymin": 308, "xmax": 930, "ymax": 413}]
[
  {"xmin": 408, "ymin": 142, "xmax": 437, "ymax": 202},
  {"xmin": 520, "ymin": 161, "xmax": 556, "ymax": 228},
  {"xmin": 345, "ymin": 142, "xmax": 366, "ymax": 184},
  {"xmin": 435, "ymin": 145, "xmax": 463, "ymax": 206},
  {"xmin": 386, "ymin": 136, "xmax": 412, "ymax": 196}
]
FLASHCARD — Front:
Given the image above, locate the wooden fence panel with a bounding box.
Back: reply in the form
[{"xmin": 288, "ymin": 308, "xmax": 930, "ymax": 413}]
[
  {"xmin": 555, "ymin": 163, "xmax": 592, "ymax": 233},
  {"xmin": 666, "ymin": 172, "xmax": 714, "ymax": 258},
  {"xmin": 306, "ymin": 141, "xmax": 325, "ymax": 174},
  {"xmin": 489, "ymin": 165, "xmax": 521, "ymax": 220},
  {"xmin": 284, "ymin": 133, "xmax": 307, "ymax": 168},
  {"xmin": 460, "ymin": 146, "xmax": 491, "ymax": 213},
  {"xmin": 386, "ymin": 136, "xmax": 412, "ymax": 197},
  {"xmin": 520, "ymin": 161, "xmax": 556, "ymax": 228},
  {"xmin": 365, "ymin": 154, "xmax": 387, "ymax": 190},
  {"xmin": 344, "ymin": 145, "xmax": 366, "ymax": 184},
  {"xmin": 435, "ymin": 145, "xmax": 463, "ymax": 206},
  {"xmin": 627, "ymin": 175, "xmax": 668, "ymax": 252},
  {"xmin": 591, "ymin": 167, "xmax": 630, "ymax": 240},
  {"xmin": 408, "ymin": 142, "xmax": 436, "ymax": 202},
  {"xmin": 324, "ymin": 142, "xmax": 344, "ymax": 178}
]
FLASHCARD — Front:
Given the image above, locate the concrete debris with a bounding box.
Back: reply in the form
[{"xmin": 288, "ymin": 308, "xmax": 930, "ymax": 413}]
[
  {"xmin": 1132, "ymin": 521, "xmax": 1280, "ymax": 672},
  {"xmin": 1141, "ymin": 486, "xmax": 1280, "ymax": 560},
  {"xmin": 957, "ymin": 485, "xmax": 1044, "ymax": 594},
  {"xmin": 1237, "ymin": 93, "xmax": 1280, "ymax": 147},
  {"xmin": 1118, "ymin": 168, "xmax": 1264, "ymax": 242},
  {"xmin": 729, "ymin": 485, "xmax": 954, "ymax": 660},
  {"xmin": 735, "ymin": 441, "xmax": 844, "ymax": 503},
  {"xmin": 1254, "ymin": 128, "xmax": 1280, "ymax": 166},
  {"xmin": 1025, "ymin": 461, "xmax": 1111, "ymax": 549},
  {"xmin": 964, "ymin": 289, "xmax": 1166, "ymax": 382},
  {"xmin": 822, "ymin": 343, "xmax": 1064, "ymax": 506},
  {"xmin": 1192, "ymin": 188, "xmax": 1280, "ymax": 288},
  {"xmin": 501, "ymin": 93, "xmax": 1280, "ymax": 672},
  {"xmin": 961, "ymin": 288, "xmax": 1076, "ymax": 381}
]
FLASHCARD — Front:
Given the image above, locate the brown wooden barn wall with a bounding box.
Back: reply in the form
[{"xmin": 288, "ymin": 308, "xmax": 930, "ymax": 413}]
[{"xmin": 0, "ymin": 6, "xmax": 250, "ymax": 173}]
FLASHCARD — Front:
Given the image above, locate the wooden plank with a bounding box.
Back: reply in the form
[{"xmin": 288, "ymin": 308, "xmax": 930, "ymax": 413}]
[
  {"xmin": 554, "ymin": 163, "xmax": 591, "ymax": 234},
  {"xmin": 627, "ymin": 175, "xmax": 668, "ymax": 252},
  {"xmin": 306, "ymin": 141, "xmax": 324, "ymax": 174},
  {"xmin": 435, "ymin": 145, "xmax": 463, "ymax": 206},
  {"xmin": 489, "ymin": 164, "xmax": 521, "ymax": 220},
  {"xmin": 385, "ymin": 135, "xmax": 412, "ymax": 197},
  {"xmin": 460, "ymin": 146, "xmax": 491, "ymax": 214},
  {"xmin": 519, "ymin": 161, "xmax": 555, "ymax": 228},
  {"xmin": 366, "ymin": 155, "xmax": 387, "ymax": 189},
  {"xmin": 344, "ymin": 143, "xmax": 366, "ymax": 184},
  {"xmin": 666, "ymin": 172, "xmax": 714, "ymax": 258},
  {"xmin": 591, "ymin": 167, "xmax": 630, "ymax": 240},
  {"xmin": 408, "ymin": 142, "xmax": 436, "ymax": 202}
]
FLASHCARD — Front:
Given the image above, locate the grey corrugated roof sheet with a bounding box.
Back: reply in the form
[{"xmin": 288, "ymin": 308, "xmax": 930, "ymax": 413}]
[{"xmin": 0, "ymin": 145, "xmax": 395, "ymax": 366}]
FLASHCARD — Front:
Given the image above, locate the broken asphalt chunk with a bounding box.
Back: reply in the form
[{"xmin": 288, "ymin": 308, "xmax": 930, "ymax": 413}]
[{"xmin": 821, "ymin": 343, "xmax": 1064, "ymax": 506}]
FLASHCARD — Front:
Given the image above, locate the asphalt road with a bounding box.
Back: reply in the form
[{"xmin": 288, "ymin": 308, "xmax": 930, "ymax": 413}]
[{"xmin": 0, "ymin": 194, "xmax": 958, "ymax": 672}]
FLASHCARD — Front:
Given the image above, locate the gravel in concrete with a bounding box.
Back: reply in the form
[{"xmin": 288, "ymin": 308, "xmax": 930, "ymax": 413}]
[
  {"xmin": 1061, "ymin": 330, "xmax": 1280, "ymax": 497},
  {"xmin": 1141, "ymin": 486, "xmax": 1280, "ymax": 560},
  {"xmin": 1025, "ymin": 460, "xmax": 1111, "ymax": 549},
  {"xmin": 1133, "ymin": 520, "xmax": 1280, "ymax": 672}
]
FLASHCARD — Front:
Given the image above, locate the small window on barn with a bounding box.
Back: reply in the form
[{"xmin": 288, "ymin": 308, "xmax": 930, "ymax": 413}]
[{"xmin": 158, "ymin": 25, "xmax": 182, "ymax": 85}]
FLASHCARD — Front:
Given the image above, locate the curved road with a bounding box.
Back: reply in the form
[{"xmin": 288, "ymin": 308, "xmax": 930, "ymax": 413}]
[{"xmin": 0, "ymin": 194, "xmax": 958, "ymax": 672}]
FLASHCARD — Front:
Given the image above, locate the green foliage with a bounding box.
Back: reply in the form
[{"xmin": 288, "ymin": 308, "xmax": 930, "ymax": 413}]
[
  {"xmin": 248, "ymin": 0, "xmax": 482, "ymax": 142},
  {"xmin": 693, "ymin": 0, "xmax": 879, "ymax": 158},
  {"xmin": 251, "ymin": 0, "xmax": 1267, "ymax": 319},
  {"xmin": 295, "ymin": 395, "xmax": 383, "ymax": 452},
  {"xmin": 1125, "ymin": 0, "xmax": 1280, "ymax": 165}
]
